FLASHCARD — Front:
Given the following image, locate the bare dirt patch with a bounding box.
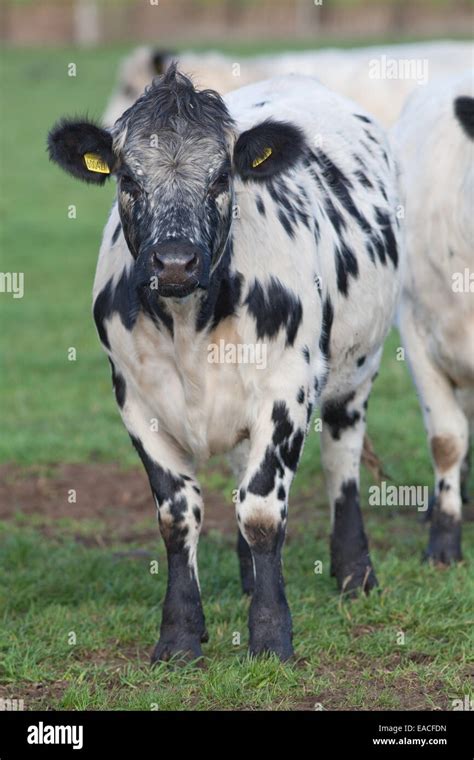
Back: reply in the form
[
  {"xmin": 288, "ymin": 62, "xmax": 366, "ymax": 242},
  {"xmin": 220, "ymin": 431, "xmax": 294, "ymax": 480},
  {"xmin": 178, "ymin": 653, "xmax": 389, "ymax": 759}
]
[
  {"xmin": 0, "ymin": 462, "xmax": 231, "ymax": 537},
  {"xmin": 294, "ymin": 653, "xmax": 456, "ymax": 711},
  {"xmin": 0, "ymin": 463, "xmax": 317, "ymax": 542}
]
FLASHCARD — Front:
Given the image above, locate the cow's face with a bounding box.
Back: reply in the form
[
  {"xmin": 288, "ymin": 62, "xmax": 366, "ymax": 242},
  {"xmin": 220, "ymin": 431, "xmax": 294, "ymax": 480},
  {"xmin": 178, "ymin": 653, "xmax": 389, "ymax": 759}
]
[
  {"xmin": 113, "ymin": 105, "xmax": 235, "ymax": 298},
  {"xmin": 48, "ymin": 65, "xmax": 306, "ymax": 300}
]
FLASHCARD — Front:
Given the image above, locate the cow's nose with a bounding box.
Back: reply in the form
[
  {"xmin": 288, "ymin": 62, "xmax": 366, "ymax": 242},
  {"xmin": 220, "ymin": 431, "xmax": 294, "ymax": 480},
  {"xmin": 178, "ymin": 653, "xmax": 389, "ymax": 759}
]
[{"xmin": 152, "ymin": 240, "xmax": 202, "ymax": 292}]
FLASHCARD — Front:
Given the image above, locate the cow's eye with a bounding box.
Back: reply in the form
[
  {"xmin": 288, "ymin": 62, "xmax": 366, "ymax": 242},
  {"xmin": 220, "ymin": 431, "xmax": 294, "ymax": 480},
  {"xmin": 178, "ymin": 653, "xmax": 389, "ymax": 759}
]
[
  {"xmin": 120, "ymin": 175, "xmax": 141, "ymax": 198},
  {"xmin": 209, "ymin": 171, "xmax": 230, "ymax": 195}
]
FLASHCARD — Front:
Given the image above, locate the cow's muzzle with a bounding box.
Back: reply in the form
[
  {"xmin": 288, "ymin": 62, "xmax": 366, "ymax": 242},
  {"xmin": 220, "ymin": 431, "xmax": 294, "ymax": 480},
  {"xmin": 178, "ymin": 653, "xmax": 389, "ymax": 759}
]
[{"xmin": 150, "ymin": 239, "xmax": 205, "ymax": 298}]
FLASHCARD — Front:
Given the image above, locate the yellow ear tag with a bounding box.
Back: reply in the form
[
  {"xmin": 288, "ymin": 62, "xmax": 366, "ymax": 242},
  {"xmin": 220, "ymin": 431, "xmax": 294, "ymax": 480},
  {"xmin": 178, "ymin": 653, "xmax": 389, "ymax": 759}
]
[
  {"xmin": 84, "ymin": 153, "xmax": 110, "ymax": 174},
  {"xmin": 252, "ymin": 146, "xmax": 272, "ymax": 168}
]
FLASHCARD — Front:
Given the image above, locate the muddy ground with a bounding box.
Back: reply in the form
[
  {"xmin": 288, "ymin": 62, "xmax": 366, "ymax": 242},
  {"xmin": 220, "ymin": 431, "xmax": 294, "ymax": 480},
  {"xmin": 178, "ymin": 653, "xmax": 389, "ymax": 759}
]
[{"xmin": 0, "ymin": 462, "xmax": 319, "ymax": 540}]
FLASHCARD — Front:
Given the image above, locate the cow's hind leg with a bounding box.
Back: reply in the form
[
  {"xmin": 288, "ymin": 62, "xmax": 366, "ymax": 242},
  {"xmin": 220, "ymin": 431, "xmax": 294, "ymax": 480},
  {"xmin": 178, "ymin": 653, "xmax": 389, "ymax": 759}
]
[
  {"xmin": 457, "ymin": 388, "xmax": 473, "ymax": 507},
  {"xmin": 228, "ymin": 442, "xmax": 255, "ymax": 595},
  {"xmin": 321, "ymin": 375, "xmax": 378, "ymax": 596},
  {"xmin": 460, "ymin": 448, "xmax": 471, "ymax": 506},
  {"xmin": 237, "ymin": 530, "xmax": 255, "ymax": 595},
  {"xmin": 400, "ymin": 311, "xmax": 469, "ymax": 564},
  {"xmin": 423, "ymin": 395, "xmax": 468, "ymax": 564}
]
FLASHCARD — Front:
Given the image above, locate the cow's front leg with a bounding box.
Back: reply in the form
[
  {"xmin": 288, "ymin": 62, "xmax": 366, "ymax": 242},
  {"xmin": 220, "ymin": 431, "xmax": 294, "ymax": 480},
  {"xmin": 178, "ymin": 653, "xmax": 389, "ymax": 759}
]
[
  {"xmin": 151, "ymin": 471, "xmax": 207, "ymax": 664},
  {"xmin": 237, "ymin": 398, "xmax": 307, "ymax": 660},
  {"xmin": 321, "ymin": 376, "xmax": 378, "ymax": 596},
  {"xmin": 119, "ymin": 396, "xmax": 206, "ymax": 663}
]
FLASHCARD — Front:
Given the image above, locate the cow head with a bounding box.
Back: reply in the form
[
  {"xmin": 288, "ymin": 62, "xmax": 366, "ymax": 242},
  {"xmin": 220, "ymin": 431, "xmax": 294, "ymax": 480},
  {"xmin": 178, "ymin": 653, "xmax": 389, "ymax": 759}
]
[{"xmin": 48, "ymin": 65, "xmax": 305, "ymax": 300}]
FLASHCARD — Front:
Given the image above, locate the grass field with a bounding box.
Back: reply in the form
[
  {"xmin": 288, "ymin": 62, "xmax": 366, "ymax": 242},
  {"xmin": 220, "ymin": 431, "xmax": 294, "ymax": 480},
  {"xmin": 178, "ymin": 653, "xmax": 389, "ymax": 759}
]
[{"xmin": 0, "ymin": 45, "xmax": 472, "ymax": 711}]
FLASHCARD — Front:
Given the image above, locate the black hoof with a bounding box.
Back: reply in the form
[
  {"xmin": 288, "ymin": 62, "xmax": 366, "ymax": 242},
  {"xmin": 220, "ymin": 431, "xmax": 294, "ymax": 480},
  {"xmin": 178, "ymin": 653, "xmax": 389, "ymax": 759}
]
[
  {"xmin": 249, "ymin": 634, "xmax": 294, "ymax": 661},
  {"xmin": 330, "ymin": 481, "xmax": 378, "ymax": 596},
  {"xmin": 424, "ymin": 510, "xmax": 462, "ymax": 565},
  {"xmin": 333, "ymin": 554, "xmax": 378, "ymax": 596},
  {"xmin": 249, "ymin": 641, "xmax": 294, "ymax": 661},
  {"xmin": 151, "ymin": 632, "xmax": 203, "ymax": 665},
  {"xmin": 331, "ymin": 530, "xmax": 378, "ymax": 596},
  {"xmin": 331, "ymin": 547, "xmax": 378, "ymax": 597},
  {"xmin": 248, "ymin": 604, "xmax": 293, "ymax": 661}
]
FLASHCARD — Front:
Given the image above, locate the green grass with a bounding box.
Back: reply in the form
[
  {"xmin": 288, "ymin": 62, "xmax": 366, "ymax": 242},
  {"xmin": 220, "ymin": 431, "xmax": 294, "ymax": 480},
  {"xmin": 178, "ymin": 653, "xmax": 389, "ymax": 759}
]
[
  {"xmin": 1, "ymin": 517, "xmax": 472, "ymax": 710},
  {"xmin": 0, "ymin": 45, "xmax": 472, "ymax": 711}
]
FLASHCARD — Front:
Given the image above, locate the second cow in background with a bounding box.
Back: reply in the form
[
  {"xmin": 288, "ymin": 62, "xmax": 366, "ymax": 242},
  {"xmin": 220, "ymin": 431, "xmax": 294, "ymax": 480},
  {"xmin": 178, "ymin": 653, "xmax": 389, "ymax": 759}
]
[
  {"xmin": 103, "ymin": 41, "xmax": 472, "ymax": 127},
  {"xmin": 392, "ymin": 72, "xmax": 474, "ymax": 565}
]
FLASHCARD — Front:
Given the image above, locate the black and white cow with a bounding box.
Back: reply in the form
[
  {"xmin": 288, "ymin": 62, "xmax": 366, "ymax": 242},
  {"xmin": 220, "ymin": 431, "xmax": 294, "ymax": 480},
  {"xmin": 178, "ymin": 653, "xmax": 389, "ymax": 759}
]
[
  {"xmin": 48, "ymin": 66, "xmax": 402, "ymax": 662},
  {"xmin": 392, "ymin": 72, "xmax": 473, "ymax": 564}
]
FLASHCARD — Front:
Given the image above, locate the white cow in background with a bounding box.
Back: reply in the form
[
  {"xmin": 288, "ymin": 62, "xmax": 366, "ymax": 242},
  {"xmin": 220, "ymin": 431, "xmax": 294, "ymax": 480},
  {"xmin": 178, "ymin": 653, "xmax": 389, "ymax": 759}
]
[
  {"xmin": 103, "ymin": 41, "xmax": 473, "ymax": 127},
  {"xmin": 391, "ymin": 71, "xmax": 474, "ymax": 564}
]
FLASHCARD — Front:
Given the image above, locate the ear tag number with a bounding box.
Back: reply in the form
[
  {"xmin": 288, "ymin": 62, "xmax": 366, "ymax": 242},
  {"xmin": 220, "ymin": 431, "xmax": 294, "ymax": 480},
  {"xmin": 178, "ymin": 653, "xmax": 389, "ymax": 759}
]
[
  {"xmin": 84, "ymin": 153, "xmax": 110, "ymax": 174},
  {"xmin": 252, "ymin": 147, "xmax": 272, "ymax": 168}
]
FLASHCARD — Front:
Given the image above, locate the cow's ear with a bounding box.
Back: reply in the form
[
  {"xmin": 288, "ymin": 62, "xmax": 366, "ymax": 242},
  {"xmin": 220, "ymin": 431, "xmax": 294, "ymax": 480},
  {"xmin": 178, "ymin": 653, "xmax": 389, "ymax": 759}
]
[
  {"xmin": 233, "ymin": 119, "xmax": 306, "ymax": 182},
  {"xmin": 151, "ymin": 49, "xmax": 173, "ymax": 75},
  {"xmin": 47, "ymin": 117, "xmax": 116, "ymax": 185}
]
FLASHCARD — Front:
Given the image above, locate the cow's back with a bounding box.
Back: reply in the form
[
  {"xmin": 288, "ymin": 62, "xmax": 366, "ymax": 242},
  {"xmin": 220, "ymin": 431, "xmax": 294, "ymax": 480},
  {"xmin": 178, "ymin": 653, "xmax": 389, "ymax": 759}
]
[{"xmin": 226, "ymin": 75, "xmax": 403, "ymax": 401}]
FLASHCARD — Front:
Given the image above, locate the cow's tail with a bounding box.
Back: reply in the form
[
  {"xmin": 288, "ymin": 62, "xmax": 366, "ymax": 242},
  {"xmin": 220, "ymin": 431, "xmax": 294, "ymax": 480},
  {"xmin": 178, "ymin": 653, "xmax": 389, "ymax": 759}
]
[{"xmin": 361, "ymin": 433, "xmax": 389, "ymax": 483}]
